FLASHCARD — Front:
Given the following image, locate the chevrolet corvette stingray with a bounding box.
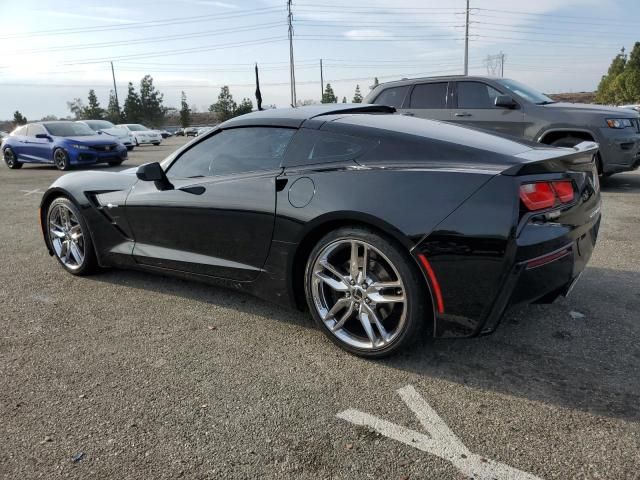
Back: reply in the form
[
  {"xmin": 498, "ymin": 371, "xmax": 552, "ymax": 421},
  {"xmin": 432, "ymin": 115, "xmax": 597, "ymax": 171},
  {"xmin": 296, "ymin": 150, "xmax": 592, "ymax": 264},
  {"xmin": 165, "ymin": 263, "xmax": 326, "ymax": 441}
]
[{"xmin": 39, "ymin": 104, "xmax": 601, "ymax": 357}]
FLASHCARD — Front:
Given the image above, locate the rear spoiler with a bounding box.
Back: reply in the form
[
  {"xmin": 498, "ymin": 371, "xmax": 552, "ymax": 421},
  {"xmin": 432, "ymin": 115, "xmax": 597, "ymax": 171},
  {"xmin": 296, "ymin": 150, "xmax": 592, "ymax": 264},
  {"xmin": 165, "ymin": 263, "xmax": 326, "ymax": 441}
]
[{"xmin": 502, "ymin": 141, "xmax": 599, "ymax": 176}]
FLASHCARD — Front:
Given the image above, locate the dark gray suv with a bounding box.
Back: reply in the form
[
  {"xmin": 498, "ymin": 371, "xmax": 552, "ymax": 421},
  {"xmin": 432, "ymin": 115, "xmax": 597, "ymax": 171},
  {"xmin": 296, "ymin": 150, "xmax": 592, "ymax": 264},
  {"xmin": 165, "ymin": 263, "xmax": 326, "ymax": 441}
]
[{"xmin": 364, "ymin": 75, "xmax": 640, "ymax": 175}]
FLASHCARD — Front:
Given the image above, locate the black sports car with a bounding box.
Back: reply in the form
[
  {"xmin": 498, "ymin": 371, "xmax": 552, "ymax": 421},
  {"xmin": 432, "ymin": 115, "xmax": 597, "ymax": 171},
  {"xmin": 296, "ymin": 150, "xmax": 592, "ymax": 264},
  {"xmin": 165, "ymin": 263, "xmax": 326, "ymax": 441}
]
[{"xmin": 40, "ymin": 104, "xmax": 602, "ymax": 357}]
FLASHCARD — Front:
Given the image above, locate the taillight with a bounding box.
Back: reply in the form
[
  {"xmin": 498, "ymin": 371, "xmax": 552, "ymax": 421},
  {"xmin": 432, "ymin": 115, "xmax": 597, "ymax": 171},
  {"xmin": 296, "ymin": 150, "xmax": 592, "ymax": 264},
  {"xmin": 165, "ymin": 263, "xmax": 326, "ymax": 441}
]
[{"xmin": 519, "ymin": 180, "xmax": 574, "ymax": 211}]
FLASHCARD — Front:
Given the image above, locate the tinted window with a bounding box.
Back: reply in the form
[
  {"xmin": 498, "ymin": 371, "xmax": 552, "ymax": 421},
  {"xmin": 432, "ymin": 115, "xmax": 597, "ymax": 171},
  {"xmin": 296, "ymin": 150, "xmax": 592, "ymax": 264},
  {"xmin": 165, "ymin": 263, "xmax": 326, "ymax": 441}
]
[
  {"xmin": 457, "ymin": 82, "xmax": 502, "ymax": 109},
  {"xmin": 44, "ymin": 122, "xmax": 95, "ymax": 137},
  {"xmin": 409, "ymin": 82, "xmax": 448, "ymax": 108},
  {"xmin": 12, "ymin": 126, "xmax": 27, "ymax": 136},
  {"xmin": 168, "ymin": 127, "xmax": 295, "ymax": 178},
  {"xmin": 284, "ymin": 129, "xmax": 374, "ymax": 166},
  {"xmin": 374, "ymin": 86, "xmax": 409, "ymax": 108},
  {"xmin": 27, "ymin": 124, "xmax": 46, "ymax": 136}
]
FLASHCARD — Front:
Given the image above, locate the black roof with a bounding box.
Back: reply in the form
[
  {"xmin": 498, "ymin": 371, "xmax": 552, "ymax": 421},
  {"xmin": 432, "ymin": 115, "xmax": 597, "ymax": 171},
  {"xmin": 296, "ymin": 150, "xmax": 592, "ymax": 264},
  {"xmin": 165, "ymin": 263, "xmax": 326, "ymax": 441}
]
[{"xmin": 221, "ymin": 104, "xmax": 395, "ymax": 128}]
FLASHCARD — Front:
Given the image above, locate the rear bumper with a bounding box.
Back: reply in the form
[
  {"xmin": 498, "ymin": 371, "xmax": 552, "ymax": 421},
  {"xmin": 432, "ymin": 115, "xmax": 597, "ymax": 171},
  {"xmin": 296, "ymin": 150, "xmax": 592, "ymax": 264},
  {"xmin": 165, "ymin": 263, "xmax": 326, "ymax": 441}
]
[{"xmin": 480, "ymin": 212, "xmax": 600, "ymax": 334}]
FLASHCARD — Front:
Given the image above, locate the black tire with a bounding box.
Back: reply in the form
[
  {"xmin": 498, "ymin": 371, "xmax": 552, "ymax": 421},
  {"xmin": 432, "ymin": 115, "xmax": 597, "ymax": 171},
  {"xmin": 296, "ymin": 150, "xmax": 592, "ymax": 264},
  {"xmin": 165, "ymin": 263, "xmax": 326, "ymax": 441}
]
[
  {"xmin": 46, "ymin": 197, "xmax": 98, "ymax": 276},
  {"xmin": 152, "ymin": 142, "xmax": 161, "ymax": 146},
  {"xmin": 135, "ymin": 137, "xmax": 139, "ymax": 146},
  {"xmin": 126, "ymin": 146, "xmax": 134, "ymax": 151},
  {"xmin": 3, "ymin": 147, "xmax": 22, "ymax": 169},
  {"xmin": 108, "ymin": 160, "xmax": 123, "ymax": 167},
  {"xmin": 550, "ymin": 136, "xmax": 585, "ymax": 148},
  {"xmin": 53, "ymin": 148, "xmax": 71, "ymax": 171},
  {"xmin": 304, "ymin": 226, "xmax": 428, "ymax": 358}
]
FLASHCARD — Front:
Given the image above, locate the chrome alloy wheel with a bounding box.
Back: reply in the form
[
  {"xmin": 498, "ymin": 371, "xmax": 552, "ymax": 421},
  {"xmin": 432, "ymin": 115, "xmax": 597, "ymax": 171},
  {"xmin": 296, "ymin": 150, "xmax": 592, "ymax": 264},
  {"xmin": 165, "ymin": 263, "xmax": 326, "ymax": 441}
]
[
  {"xmin": 54, "ymin": 149, "xmax": 67, "ymax": 170},
  {"xmin": 48, "ymin": 204, "xmax": 85, "ymax": 270},
  {"xmin": 4, "ymin": 149, "xmax": 16, "ymax": 167},
  {"xmin": 311, "ymin": 239, "xmax": 407, "ymax": 350}
]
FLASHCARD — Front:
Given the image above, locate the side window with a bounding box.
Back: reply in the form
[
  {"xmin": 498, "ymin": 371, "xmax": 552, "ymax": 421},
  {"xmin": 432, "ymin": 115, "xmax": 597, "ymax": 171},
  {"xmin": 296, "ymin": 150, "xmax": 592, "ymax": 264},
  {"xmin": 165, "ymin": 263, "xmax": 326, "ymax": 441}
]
[
  {"xmin": 168, "ymin": 127, "xmax": 295, "ymax": 178},
  {"xmin": 409, "ymin": 82, "xmax": 448, "ymax": 109},
  {"xmin": 284, "ymin": 129, "xmax": 375, "ymax": 167},
  {"xmin": 27, "ymin": 124, "xmax": 46, "ymax": 137},
  {"xmin": 374, "ymin": 86, "xmax": 409, "ymax": 108},
  {"xmin": 457, "ymin": 82, "xmax": 502, "ymax": 109}
]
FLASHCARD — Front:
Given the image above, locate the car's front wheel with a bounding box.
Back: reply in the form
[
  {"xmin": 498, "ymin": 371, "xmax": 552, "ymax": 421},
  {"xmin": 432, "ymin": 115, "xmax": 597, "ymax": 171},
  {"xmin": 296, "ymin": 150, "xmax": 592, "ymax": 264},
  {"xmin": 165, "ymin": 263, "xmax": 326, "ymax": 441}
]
[
  {"xmin": 3, "ymin": 147, "xmax": 22, "ymax": 169},
  {"xmin": 53, "ymin": 148, "xmax": 71, "ymax": 170},
  {"xmin": 126, "ymin": 146, "xmax": 134, "ymax": 151},
  {"xmin": 46, "ymin": 197, "xmax": 97, "ymax": 275},
  {"xmin": 305, "ymin": 227, "xmax": 427, "ymax": 358}
]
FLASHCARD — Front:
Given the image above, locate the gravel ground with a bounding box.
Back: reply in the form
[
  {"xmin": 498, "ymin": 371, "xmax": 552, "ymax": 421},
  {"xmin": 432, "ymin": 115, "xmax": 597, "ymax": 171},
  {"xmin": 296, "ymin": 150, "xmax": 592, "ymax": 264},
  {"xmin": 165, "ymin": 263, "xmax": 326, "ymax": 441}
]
[{"xmin": 1, "ymin": 137, "xmax": 639, "ymax": 479}]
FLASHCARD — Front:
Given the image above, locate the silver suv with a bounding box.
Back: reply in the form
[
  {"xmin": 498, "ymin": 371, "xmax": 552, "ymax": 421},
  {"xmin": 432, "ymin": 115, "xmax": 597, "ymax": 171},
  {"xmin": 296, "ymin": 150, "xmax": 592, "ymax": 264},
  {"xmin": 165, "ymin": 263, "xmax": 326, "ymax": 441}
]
[{"xmin": 364, "ymin": 75, "xmax": 640, "ymax": 175}]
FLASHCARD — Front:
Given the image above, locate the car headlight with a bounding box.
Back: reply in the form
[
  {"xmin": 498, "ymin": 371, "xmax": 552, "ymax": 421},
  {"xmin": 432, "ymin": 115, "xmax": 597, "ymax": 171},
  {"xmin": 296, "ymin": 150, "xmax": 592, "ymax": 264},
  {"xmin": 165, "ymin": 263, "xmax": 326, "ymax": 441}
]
[
  {"xmin": 70, "ymin": 144, "xmax": 90, "ymax": 150},
  {"xmin": 606, "ymin": 118, "xmax": 633, "ymax": 129}
]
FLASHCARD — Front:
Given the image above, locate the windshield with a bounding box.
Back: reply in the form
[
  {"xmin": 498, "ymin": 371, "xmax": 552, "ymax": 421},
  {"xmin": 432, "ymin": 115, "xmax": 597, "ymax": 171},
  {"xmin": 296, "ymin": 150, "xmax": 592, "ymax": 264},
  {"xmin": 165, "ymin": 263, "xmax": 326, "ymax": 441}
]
[
  {"xmin": 84, "ymin": 120, "xmax": 115, "ymax": 130},
  {"xmin": 44, "ymin": 122, "xmax": 96, "ymax": 137},
  {"xmin": 126, "ymin": 124, "xmax": 148, "ymax": 131},
  {"xmin": 496, "ymin": 78, "xmax": 555, "ymax": 105}
]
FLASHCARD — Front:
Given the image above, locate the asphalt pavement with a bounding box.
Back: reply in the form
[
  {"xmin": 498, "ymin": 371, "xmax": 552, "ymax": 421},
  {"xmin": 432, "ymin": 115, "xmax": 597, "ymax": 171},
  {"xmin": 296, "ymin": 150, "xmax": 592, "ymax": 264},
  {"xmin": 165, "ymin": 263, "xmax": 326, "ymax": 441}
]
[{"xmin": 1, "ymin": 136, "xmax": 639, "ymax": 479}]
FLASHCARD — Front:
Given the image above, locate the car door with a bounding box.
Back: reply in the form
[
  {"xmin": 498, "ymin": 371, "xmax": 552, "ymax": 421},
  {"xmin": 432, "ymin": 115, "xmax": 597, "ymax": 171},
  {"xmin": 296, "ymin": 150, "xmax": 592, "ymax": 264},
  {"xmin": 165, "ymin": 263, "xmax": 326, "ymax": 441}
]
[
  {"xmin": 450, "ymin": 80, "xmax": 526, "ymax": 136},
  {"xmin": 24, "ymin": 124, "xmax": 53, "ymax": 162},
  {"xmin": 400, "ymin": 81, "xmax": 453, "ymax": 121},
  {"xmin": 124, "ymin": 126, "xmax": 296, "ymax": 281}
]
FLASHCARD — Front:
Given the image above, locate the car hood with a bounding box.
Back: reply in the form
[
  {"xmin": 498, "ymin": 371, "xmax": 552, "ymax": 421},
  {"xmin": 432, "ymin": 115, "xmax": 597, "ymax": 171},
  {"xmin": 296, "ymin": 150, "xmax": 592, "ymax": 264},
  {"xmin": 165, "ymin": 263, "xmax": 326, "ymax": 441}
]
[
  {"xmin": 542, "ymin": 102, "xmax": 638, "ymax": 117},
  {"xmin": 99, "ymin": 127, "xmax": 130, "ymax": 137},
  {"xmin": 61, "ymin": 135, "xmax": 121, "ymax": 145}
]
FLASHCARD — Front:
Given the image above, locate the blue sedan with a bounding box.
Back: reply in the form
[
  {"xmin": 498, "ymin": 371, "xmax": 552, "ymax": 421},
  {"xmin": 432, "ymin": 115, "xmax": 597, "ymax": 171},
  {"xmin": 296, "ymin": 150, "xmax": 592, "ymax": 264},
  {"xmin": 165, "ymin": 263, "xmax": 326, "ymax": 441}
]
[{"xmin": 2, "ymin": 121, "xmax": 128, "ymax": 170}]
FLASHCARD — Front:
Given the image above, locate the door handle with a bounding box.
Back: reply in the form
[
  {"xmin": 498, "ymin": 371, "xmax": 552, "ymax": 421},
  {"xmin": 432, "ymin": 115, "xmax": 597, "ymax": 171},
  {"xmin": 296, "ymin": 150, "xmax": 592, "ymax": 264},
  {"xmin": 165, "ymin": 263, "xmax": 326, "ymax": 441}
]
[
  {"xmin": 179, "ymin": 186, "xmax": 206, "ymax": 195},
  {"xmin": 454, "ymin": 112, "xmax": 472, "ymax": 117}
]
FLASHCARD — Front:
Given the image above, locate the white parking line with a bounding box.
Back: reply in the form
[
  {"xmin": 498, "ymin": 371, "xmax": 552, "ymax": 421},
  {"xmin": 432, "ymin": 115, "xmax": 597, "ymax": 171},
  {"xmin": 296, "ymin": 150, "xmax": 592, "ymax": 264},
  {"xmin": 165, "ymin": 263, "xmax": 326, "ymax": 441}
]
[
  {"xmin": 337, "ymin": 385, "xmax": 543, "ymax": 480},
  {"xmin": 20, "ymin": 189, "xmax": 45, "ymax": 196}
]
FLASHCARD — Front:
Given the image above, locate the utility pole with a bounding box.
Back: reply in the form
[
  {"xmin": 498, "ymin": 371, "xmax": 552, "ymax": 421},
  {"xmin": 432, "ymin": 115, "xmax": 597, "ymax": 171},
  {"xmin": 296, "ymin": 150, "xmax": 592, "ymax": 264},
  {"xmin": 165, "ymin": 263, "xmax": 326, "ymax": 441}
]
[
  {"xmin": 320, "ymin": 58, "xmax": 324, "ymax": 100},
  {"xmin": 464, "ymin": 0, "xmax": 469, "ymax": 75},
  {"xmin": 110, "ymin": 61, "xmax": 120, "ymax": 120},
  {"xmin": 500, "ymin": 51, "xmax": 505, "ymax": 77},
  {"xmin": 287, "ymin": 0, "xmax": 297, "ymax": 106}
]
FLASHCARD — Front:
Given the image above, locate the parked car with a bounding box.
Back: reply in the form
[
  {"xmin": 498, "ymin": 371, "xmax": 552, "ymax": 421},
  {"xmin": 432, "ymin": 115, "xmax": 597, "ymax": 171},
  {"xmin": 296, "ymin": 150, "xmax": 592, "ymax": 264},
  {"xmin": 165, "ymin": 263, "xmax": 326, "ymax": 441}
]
[
  {"xmin": 196, "ymin": 126, "xmax": 214, "ymax": 136},
  {"xmin": 619, "ymin": 104, "xmax": 640, "ymax": 113},
  {"xmin": 174, "ymin": 128, "xmax": 185, "ymax": 136},
  {"xmin": 365, "ymin": 75, "xmax": 640, "ymax": 176},
  {"xmin": 2, "ymin": 121, "xmax": 127, "ymax": 170},
  {"xmin": 38, "ymin": 104, "xmax": 601, "ymax": 357},
  {"xmin": 185, "ymin": 127, "xmax": 199, "ymax": 137},
  {"xmin": 154, "ymin": 129, "xmax": 172, "ymax": 139},
  {"xmin": 0, "ymin": 131, "xmax": 8, "ymax": 144},
  {"xmin": 76, "ymin": 120, "xmax": 135, "ymax": 151},
  {"xmin": 116, "ymin": 124, "xmax": 162, "ymax": 146}
]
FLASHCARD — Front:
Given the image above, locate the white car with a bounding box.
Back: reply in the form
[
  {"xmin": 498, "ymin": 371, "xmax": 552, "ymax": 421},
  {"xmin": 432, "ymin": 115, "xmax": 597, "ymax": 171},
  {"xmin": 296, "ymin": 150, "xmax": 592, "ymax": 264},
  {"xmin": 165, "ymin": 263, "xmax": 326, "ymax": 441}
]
[
  {"xmin": 195, "ymin": 126, "xmax": 214, "ymax": 137},
  {"xmin": 77, "ymin": 120, "xmax": 135, "ymax": 151},
  {"xmin": 116, "ymin": 124, "xmax": 162, "ymax": 146},
  {"xmin": 619, "ymin": 104, "xmax": 640, "ymax": 113}
]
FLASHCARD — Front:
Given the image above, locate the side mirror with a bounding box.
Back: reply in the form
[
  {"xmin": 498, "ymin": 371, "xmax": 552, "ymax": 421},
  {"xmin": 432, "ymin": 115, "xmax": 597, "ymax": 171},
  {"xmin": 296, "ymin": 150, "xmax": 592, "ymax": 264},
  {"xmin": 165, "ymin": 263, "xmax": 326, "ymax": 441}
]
[
  {"xmin": 97, "ymin": 131, "xmax": 103, "ymax": 134},
  {"xmin": 35, "ymin": 133, "xmax": 51, "ymax": 140},
  {"xmin": 495, "ymin": 94, "xmax": 517, "ymax": 109},
  {"xmin": 136, "ymin": 162, "xmax": 173, "ymax": 190}
]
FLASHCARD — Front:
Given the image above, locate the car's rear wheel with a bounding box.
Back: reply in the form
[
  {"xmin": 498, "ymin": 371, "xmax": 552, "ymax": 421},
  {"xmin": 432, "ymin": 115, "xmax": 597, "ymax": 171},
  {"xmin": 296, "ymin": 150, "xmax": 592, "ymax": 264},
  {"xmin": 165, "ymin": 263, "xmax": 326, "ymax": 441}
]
[
  {"xmin": 3, "ymin": 147, "xmax": 22, "ymax": 169},
  {"xmin": 305, "ymin": 227, "xmax": 427, "ymax": 358},
  {"xmin": 46, "ymin": 197, "xmax": 97, "ymax": 275},
  {"xmin": 53, "ymin": 148, "xmax": 70, "ymax": 170}
]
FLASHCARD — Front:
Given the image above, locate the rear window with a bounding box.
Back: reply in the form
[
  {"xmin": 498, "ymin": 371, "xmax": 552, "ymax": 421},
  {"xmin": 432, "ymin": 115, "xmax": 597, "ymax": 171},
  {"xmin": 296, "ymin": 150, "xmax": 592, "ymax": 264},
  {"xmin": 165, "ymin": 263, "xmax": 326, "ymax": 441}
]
[
  {"xmin": 409, "ymin": 82, "xmax": 448, "ymax": 109},
  {"xmin": 284, "ymin": 129, "xmax": 375, "ymax": 167},
  {"xmin": 374, "ymin": 86, "xmax": 409, "ymax": 108}
]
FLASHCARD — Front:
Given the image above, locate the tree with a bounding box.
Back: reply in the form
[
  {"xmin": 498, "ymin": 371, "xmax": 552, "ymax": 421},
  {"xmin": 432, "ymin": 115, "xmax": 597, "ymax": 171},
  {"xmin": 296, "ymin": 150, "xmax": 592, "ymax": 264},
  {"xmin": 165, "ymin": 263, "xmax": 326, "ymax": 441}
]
[
  {"xmin": 209, "ymin": 86, "xmax": 237, "ymax": 122},
  {"xmin": 342, "ymin": 96, "xmax": 347, "ymax": 103},
  {"xmin": 235, "ymin": 98, "xmax": 253, "ymax": 116},
  {"xmin": 106, "ymin": 89, "xmax": 120, "ymax": 123},
  {"xmin": 84, "ymin": 89, "xmax": 105, "ymax": 119},
  {"xmin": 179, "ymin": 91, "xmax": 191, "ymax": 128},
  {"xmin": 66, "ymin": 98, "xmax": 85, "ymax": 120},
  {"xmin": 13, "ymin": 111, "xmax": 27, "ymax": 126},
  {"xmin": 321, "ymin": 83, "xmax": 337, "ymax": 103},
  {"xmin": 596, "ymin": 48, "xmax": 627, "ymax": 104},
  {"xmin": 123, "ymin": 82, "xmax": 141, "ymax": 123},
  {"xmin": 40, "ymin": 115, "xmax": 58, "ymax": 121},
  {"xmin": 296, "ymin": 99, "xmax": 317, "ymax": 106},
  {"xmin": 352, "ymin": 85, "xmax": 363, "ymax": 103},
  {"xmin": 139, "ymin": 75, "xmax": 166, "ymax": 126}
]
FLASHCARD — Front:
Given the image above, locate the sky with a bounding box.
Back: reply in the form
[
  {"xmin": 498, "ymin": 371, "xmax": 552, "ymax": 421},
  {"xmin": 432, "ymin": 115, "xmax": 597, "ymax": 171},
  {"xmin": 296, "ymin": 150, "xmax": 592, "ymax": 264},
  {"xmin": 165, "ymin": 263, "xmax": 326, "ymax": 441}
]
[{"xmin": 0, "ymin": 0, "xmax": 639, "ymax": 121}]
